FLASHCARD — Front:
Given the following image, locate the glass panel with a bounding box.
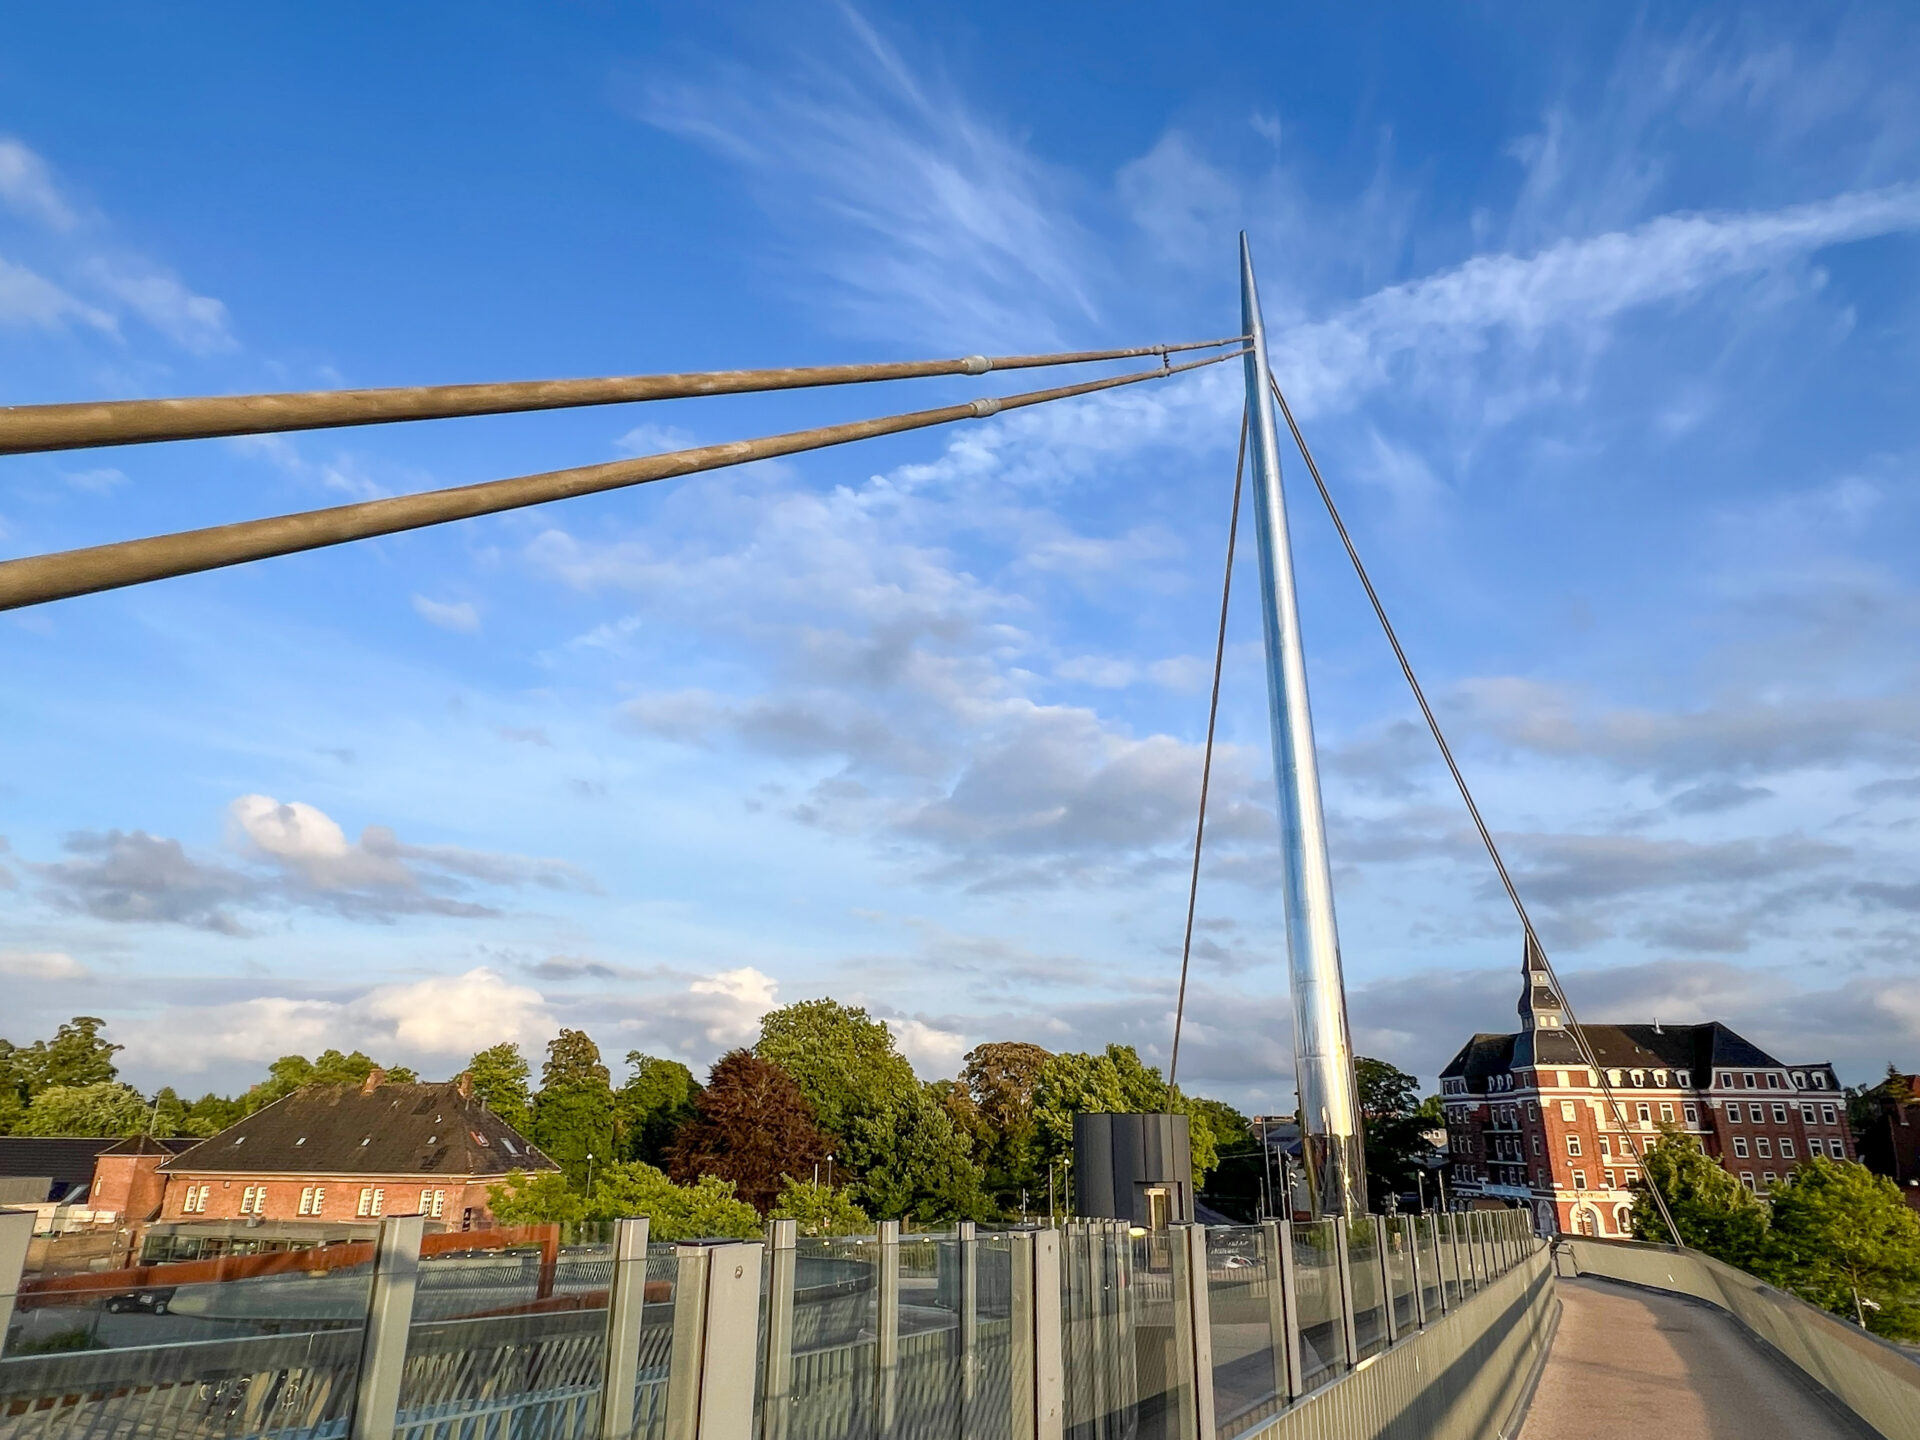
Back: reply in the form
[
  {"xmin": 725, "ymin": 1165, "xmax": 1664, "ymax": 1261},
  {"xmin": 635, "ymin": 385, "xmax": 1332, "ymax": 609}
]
[
  {"xmin": 1345, "ymin": 1223, "xmax": 1387, "ymax": 1361},
  {"xmin": 1288, "ymin": 1219, "xmax": 1343, "ymax": 1394},
  {"xmin": 396, "ymin": 1222, "xmax": 610, "ymax": 1440},
  {"xmin": 895, "ymin": 1231, "xmax": 963, "ymax": 1440},
  {"xmin": 788, "ymin": 1231, "xmax": 882, "ymax": 1439},
  {"xmin": 632, "ymin": 1244, "xmax": 678, "ymax": 1440},
  {"xmin": 1417, "ymin": 1217, "xmax": 1443, "ymax": 1318},
  {"xmin": 971, "ymin": 1232, "xmax": 1015, "ymax": 1440},
  {"xmin": 1128, "ymin": 1226, "xmax": 1190, "ymax": 1440},
  {"xmin": 1382, "ymin": 1218, "xmax": 1417, "ymax": 1336},
  {"xmin": 0, "ymin": 1242, "xmax": 375, "ymax": 1438},
  {"xmin": 1204, "ymin": 1226, "xmax": 1278, "ymax": 1440}
]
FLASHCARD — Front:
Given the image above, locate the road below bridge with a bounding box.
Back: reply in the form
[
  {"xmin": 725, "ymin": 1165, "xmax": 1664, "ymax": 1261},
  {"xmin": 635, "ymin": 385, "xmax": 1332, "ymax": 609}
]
[{"xmin": 1521, "ymin": 1276, "xmax": 1858, "ymax": 1440}]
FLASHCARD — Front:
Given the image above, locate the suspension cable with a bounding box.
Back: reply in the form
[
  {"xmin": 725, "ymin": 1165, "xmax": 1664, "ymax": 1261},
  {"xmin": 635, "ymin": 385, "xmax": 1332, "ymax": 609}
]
[
  {"xmin": 1168, "ymin": 404, "xmax": 1248, "ymax": 1094},
  {"xmin": 0, "ymin": 348, "xmax": 1245, "ymax": 613},
  {"xmin": 1268, "ymin": 371, "xmax": 1685, "ymax": 1247},
  {"xmin": 0, "ymin": 337, "xmax": 1249, "ymax": 456}
]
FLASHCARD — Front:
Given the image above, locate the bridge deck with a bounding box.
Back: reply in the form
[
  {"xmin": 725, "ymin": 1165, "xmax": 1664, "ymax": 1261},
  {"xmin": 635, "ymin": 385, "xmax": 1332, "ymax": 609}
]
[{"xmin": 1521, "ymin": 1276, "xmax": 1857, "ymax": 1440}]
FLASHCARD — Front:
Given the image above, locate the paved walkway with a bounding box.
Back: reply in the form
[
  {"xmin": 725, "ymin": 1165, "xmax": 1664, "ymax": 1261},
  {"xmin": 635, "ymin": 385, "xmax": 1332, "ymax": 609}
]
[{"xmin": 1520, "ymin": 1276, "xmax": 1856, "ymax": 1440}]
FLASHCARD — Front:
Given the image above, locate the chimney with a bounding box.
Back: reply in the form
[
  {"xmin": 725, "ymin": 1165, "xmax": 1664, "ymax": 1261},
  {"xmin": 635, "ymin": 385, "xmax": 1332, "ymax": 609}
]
[
  {"xmin": 360, "ymin": 1067, "xmax": 387, "ymax": 1095},
  {"xmin": 456, "ymin": 1071, "xmax": 474, "ymax": 1101}
]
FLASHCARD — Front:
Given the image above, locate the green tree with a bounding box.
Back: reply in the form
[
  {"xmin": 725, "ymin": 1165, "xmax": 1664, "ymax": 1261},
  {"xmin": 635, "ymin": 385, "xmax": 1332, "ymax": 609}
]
[
  {"xmin": 18, "ymin": 1082, "xmax": 151, "ymax": 1137},
  {"xmin": 13, "ymin": 1017, "xmax": 121, "ymax": 1095},
  {"xmin": 667, "ymin": 1051, "xmax": 829, "ymax": 1212},
  {"xmin": 184, "ymin": 1092, "xmax": 246, "ymax": 1136},
  {"xmin": 617, "ymin": 1052, "xmax": 700, "ymax": 1165},
  {"xmin": 488, "ymin": 1161, "xmax": 761, "ymax": 1240},
  {"xmin": 756, "ymin": 999, "xmax": 989, "ymax": 1222},
  {"xmin": 769, "ymin": 1177, "xmax": 871, "ymax": 1236},
  {"xmin": 1847, "ymin": 1064, "xmax": 1914, "ymax": 1139},
  {"xmin": 959, "ymin": 1042, "xmax": 1052, "ymax": 1206},
  {"xmin": 1354, "ymin": 1057, "xmax": 1439, "ymax": 1210},
  {"xmin": 1764, "ymin": 1159, "xmax": 1920, "ymax": 1341},
  {"xmin": 532, "ymin": 1030, "xmax": 617, "ymax": 1189},
  {"xmin": 1629, "ymin": 1128, "xmax": 1769, "ymax": 1267},
  {"xmin": 466, "ymin": 1043, "xmax": 534, "ymax": 1134},
  {"xmin": 240, "ymin": 1049, "xmax": 400, "ymax": 1113}
]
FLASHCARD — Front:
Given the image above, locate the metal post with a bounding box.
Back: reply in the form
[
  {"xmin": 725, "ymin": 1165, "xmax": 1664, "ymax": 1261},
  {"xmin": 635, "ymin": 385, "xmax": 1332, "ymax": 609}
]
[
  {"xmin": 1262, "ymin": 1219, "xmax": 1301, "ymax": 1401},
  {"xmin": 0, "ymin": 1208, "xmax": 32, "ymax": 1352},
  {"xmin": 762, "ymin": 1220, "xmax": 797, "ymax": 1440},
  {"xmin": 1238, "ymin": 232, "xmax": 1366, "ymax": 1221},
  {"xmin": 1373, "ymin": 1217, "xmax": 1397, "ymax": 1345},
  {"xmin": 665, "ymin": 1242, "xmax": 762, "ymax": 1440},
  {"xmin": 1084, "ymin": 1223, "xmax": 1109, "ymax": 1440},
  {"xmin": 958, "ymin": 1221, "xmax": 979, "ymax": 1431},
  {"xmin": 599, "ymin": 1218, "xmax": 652, "ymax": 1440},
  {"xmin": 1407, "ymin": 1216, "xmax": 1426, "ymax": 1329},
  {"xmin": 877, "ymin": 1220, "xmax": 900, "ymax": 1433},
  {"xmin": 1011, "ymin": 1231, "xmax": 1037, "ymax": 1440},
  {"xmin": 1113, "ymin": 1221, "xmax": 1139, "ymax": 1422},
  {"xmin": 349, "ymin": 1214, "xmax": 424, "ymax": 1440},
  {"xmin": 1035, "ymin": 1229, "xmax": 1065, "ymax": 1440},
  {"xmin": 1330, "ymin": 1217, "xmax": 1359, "ymax": 1367},
  {"xmin": 1169, "ymin": 1226, "xmax": 1215, "ymax": 1440}
]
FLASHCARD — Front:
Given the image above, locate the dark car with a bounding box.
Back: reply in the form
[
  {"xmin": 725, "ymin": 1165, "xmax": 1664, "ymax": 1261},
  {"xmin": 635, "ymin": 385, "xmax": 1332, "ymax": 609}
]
[{"xmin": 104, "ymin": 1288, "xmax": 175, "ymax": 1315}]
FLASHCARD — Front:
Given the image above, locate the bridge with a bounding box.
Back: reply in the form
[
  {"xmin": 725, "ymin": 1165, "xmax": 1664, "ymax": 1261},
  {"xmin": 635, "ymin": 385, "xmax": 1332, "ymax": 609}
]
[
  {"xmin": 3, "ymin": 242, "xmax": 1918, "ymax": 1437},
  {"xmin": 3, "ymin": 1211, "xmax": 1918, "ymax": 1440}
]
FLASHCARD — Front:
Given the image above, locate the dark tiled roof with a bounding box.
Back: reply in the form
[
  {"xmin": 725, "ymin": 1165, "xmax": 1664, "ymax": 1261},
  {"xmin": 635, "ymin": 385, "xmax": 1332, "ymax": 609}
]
[
  {"xmin": 97, "ymin": 1134, "xmax": 197, "ymax": 1158},
  {"xmin": 1460, "ymin": 1019, "xmax": 1806, "ymax": 1085},
  {"xmin": 1439, "ymin": 1034, "xmax": 1517, "ymax": 1087},
  {"xmin": 0, "ymin": 1135, "xmax": 192, "ymax": 1183},
  {"xmin": 160, "ymin": 1080, "xmax": 557, "ymax": 1179}
]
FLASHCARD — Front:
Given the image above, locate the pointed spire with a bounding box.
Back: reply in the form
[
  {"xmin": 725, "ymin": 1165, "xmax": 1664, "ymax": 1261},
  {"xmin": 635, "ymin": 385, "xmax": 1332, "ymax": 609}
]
[{"xmin": 1519, "ymin": 932, "xmax": 1565, "ymax": 1031}]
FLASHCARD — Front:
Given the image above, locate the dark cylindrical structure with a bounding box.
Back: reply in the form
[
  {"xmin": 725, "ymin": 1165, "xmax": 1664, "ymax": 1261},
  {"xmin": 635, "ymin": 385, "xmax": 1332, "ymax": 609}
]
[{"xmin": 1072, "ymin": 1113, "xmax": 1194, "ymax": 1228}]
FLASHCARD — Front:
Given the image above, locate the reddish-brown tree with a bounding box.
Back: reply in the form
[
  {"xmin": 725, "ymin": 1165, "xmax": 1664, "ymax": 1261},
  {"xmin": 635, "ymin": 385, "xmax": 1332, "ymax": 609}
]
[{"xmin": 667, "ymin": 1050, "xmax": 830, "ymax": 1212}]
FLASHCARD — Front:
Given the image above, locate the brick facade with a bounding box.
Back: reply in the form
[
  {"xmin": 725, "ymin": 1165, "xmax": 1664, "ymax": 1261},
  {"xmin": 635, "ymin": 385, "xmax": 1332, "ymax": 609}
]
[{"xmin": 1441, "ymin": 940, "xmax": 1852, "ymax": 1236}]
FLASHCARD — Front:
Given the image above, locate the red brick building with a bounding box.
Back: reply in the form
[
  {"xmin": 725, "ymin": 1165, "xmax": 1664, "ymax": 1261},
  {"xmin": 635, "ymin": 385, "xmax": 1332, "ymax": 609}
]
[
  {"xmin": 1857, "ymin": 1074, "xmax": 1920, "ymax": 1214},
  {"xmin": 141, "ymin": 1070, "xmax": 557, "ymax": 1260},
  {"xmin": 1440, "ymin": 940, "xmax": 1853, "ymax": 1237}
]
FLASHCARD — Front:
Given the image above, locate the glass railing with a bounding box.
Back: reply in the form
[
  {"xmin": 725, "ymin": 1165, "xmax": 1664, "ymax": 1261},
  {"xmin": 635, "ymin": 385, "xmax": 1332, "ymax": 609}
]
[{"xmin": 0, "ymin": 1208, "xmax": 1544, "ymax": 1440}]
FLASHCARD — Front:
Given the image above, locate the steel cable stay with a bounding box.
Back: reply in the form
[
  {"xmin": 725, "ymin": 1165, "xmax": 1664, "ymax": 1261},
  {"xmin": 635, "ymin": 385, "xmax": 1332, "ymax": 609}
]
[
  {"xmin": 1166, "ymin": 405, "xmax": 1247, "ymax": 1096},
  {"xmin": 0, "ymin": 336, "xmax": 1249, "ymax": 456},
  {"xmin": 1267, "ymin": 368, "xmax": 1686, "ymax": 1247},
  {"xmin": 0, "ymin": 346, "xmax": 1247, "ymax": 613}
]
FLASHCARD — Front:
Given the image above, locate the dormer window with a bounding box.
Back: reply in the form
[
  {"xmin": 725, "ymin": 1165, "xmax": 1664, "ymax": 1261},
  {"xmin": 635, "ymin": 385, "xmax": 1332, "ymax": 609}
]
[
  {"xmin": 1653, "ymin": 1071, "xmax": 1666, "ymax": 1086},
  {"xmin": 361, "ymin": 1137, "xmax": 372, "ymax": 1146},
  {"xmin": 231, "ymin": 1136, "xmax": 245, "ymax": 1146},
  {"xmin": 294, "ymin": 1137, "xmax": 306, "ymax": 1146},
  {"xmin": 1791, "ymin": 1073, "xmax": 1806, "ymax": 1088},
  {"xmin": 1677, "ymin": 1071, "xmax": 1690, "ymax": 1087}
]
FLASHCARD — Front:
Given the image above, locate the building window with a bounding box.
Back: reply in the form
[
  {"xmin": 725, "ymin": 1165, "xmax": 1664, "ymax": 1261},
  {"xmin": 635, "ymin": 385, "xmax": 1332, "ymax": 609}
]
[
  {"xmin": 1528, "ymin": 1102, "xmax": 1538, "ymax": 1119},
  {"xmin": 1727, "ymin": 1103, "xmax": 1743, "ymax": 1123},
  {"xmin": 1608, "ymin": 1070, "xmax": 1624, "ymax": 1085},
  {"xmin": 1566, "ymin": 1135, "xmax": 1582, "ymax": 1156},
  {"xmin": 1660, "ymin": 1103, "xmax": 1675, "ymax": 1123},
  {"xmin": 1604, "ymin": 1169, "xmax": 1617, "ymax": 1188},
  {"xmin": 1571, "ymin": 1170, "xmax": 1587, "ymax": 1190},
  {"xmin": 371, "ymin": 1188, "xmax": 385, "ymax": 1216},
  {"xmin": 1743, "ymin": 1073, "xmax": 1756, "ymax": 1088},
  {"xmin": 1636, "ymin": 1103, "xmax": 1651, "ymax": 1125},
  {"xmin": 1733, "ymin": 1137, "xmax": 1749, "ymax": 1158},
  {"xmin": 1561, "ymin": 1100, "xmax": 1576, "ymax": 1120},
  {"xmin": 1631, "ymin": 1070, "xmax": 1645, "ymax": 1086},
  {"xmin": 1792, "ymin": 1072, "xmax": 1806, "ymax": 1088},
  {"xmin": 299, "ymin": 1186, "xmax": 319, "ymax": 1216},
  {"xmin": 1762, "ymin": 1172, "xmax": 1778, "ymax": 1190},
  {"xmin": 1718, "ymin": 1072, "xmax": 1732, "ymax": 1088},
  {"xmin": 1741, "ymin": 1173, "xmax": 1756, "ymax": 1190},
  {"xmin": 240, "ymin": 1186, "xmax": 261, "ymax": 1215},
  {"xmin": 1772, "ymin": 1104, "xmax": 1787, "ymax": 1124},
  {"xmin": 1654, "ymin": 1070, "xmax": 1667, "ymax": 1086},
  {"xmin": 358, "ymin": 1187, "xmax": 375, "ymax": 1217},
  {"xmin": 1684, "ymin": 1105, "xmax": 1698, "ymax": 1125},
  {"xmin": 1812, "ymin": 1073, "xmax": 1828, "ymax": 1089},
  {"xmin": 1533, "ymin": 1135, "xmax": 1543, "ymax": 1155},
  {"xmin": 1780, "ymin": 1138, "xmax": 1795, "ymax": 1159},
  {"xmin": 1599, "ymin": 1136, "xmax": 1612, "ymax": 1156},
  {"xmin": 1767, "ymin": 1074, "xmax": 1782, "ymax": 1089},
  {"xmin": 1756, "ymin": 1137, "xmax": 1772, "ymax": 1158},
  {"xmin": 1677, "ymin": 1070, "xmax": 1690, "ymax": 1087},
  {"xmin": 1801, "ymin": 1104, "xmax": 1817, "ymax": 1124},
  {"xmin": 1821, "ymin": 1104, "xmax": 1836, "ymax": 1125},
  {"xmin": 431, "ymin": 1190, "xmax": 446, "ymax": 1218}
]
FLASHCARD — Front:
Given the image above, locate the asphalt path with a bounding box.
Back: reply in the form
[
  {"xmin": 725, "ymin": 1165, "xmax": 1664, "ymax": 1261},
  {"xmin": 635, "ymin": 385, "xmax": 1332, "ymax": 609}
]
[{"xmin": 1520, "ymin": 1277, "xmax": 1856, "ymax": 1440}]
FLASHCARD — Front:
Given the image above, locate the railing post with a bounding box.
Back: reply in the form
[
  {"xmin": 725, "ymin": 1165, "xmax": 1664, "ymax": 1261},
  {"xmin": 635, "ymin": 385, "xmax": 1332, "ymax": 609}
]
[
  {"xmin": 958, "ymin": 1220, "xmax": 978, "ymax": 1433},
  {"xmin": 1262, "ymin": 1219, "xmax": 1301, "ymax": 1401},
  {"xmin": 762, "ymin": 1219, "xmax": 797, "ymax": 1440},
  {"xmin": 1373, "ymin": 1216, "xmax": 1397, "ymax": 1345},
  {"xmin": 1084, "ymin": 1223, "xmax": 1109, "ymax": 1440},
  {"xmin": 599, "ymin": 1218, "xmax": 652, "ymax": 1440},
  {"xmin": 0, "ymin": 1208, "xmax": 31, "ymax": 1351},
  {"xmin": 1406, "ymin": 1216, "xmax": 1426, "ymax": 1329},
  {"xmin": 1169, "ymin": 1225, "xmax": 1215, "ymax": 1440},
  {"xmin": 1113, "ymin": 1221, "xmax": 1139, "ymax": 1422},
  {"xmin": 665, "ymin": 1241, "xmax": 762, "ymax": 1440},
  {"xmin": 1331, "ymin": 1217, "xmax": 1359, "ymax": 1367},
  {"xmin": 1035, "ymin": 1228, "xmax": 1064, "ymax": 1440},
  {"xmin": 877, "ymin": 1220, "xmax": 900, "ymax": 1433},
  {"xmin": 349, "ymin": 1214, "xmax": 424, "ymax": 1440}
]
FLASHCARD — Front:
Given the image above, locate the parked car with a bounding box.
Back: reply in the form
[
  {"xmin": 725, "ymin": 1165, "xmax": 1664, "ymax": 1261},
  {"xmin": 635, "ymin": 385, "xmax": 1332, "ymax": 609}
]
[{"xmin": 104, "ymin": 1288, "xmax": 175, "ymax": 1315}]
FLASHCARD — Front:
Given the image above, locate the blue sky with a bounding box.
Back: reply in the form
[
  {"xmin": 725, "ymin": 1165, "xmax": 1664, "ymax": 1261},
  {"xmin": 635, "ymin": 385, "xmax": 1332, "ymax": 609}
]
[{"xmin": 3, "ymin": 4, "xmax": 1919, "ymax": 1109}]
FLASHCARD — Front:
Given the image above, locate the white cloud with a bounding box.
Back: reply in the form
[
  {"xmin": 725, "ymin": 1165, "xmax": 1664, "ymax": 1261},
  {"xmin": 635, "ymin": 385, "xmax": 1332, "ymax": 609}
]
[
  {"xmin": 412, "ymin": 595, "xmax": 482, "ymax": 633},
  {"xmin": 0, "ymin": 950, "xmax": 88, "ymax": 980},
  {"xmin": 356, "ymin": 968, "xmax": 555, "ymax": 1055},
  {"xmin": 80, "ymin": 256, "xmax": 234, "ymax": 354},
  {"xmin": 616, "ymin": 422, "xmax": 699, "ymax": 456},
  {"xmin": 0, "ymin": 137, "xmax": 79, "ymax": 230},
  {"xmin": 62, "ymin": 467, "xmax": 128, "ymax": 494},
  {"xmin": 889, "ymin": 1015, "xmax": 969, "ymax": 1078},
  {"xmin": 0, "ymin": 255, "xmax": 112, "ymax": 333}
]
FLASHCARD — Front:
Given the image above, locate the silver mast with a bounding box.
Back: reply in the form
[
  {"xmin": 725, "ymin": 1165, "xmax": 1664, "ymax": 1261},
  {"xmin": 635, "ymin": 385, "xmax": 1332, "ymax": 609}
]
[{"xmin": 1239, "ymin": 233, "xmax": 1367, "ymax": 1220}]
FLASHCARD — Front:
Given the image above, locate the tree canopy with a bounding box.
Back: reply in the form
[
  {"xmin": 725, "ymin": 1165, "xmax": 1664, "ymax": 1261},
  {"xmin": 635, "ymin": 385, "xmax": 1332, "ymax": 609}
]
[
  {"xmin": 465, "ymin": 1042, "xmax": 534, "ymax": 1134},
  {"xmin": 1028, "ymin": 1045, "xmax": 1221, "ymax": 1195},
  {"xmin": 532, "ymin": 1029, "xmax": 617, "ymax": 1189},
  {"xmin": 1763, "ymin": 1159, "xmax": 1920, "ymax": 1340},
  {"xmin": 1354, "ymin": 1056, "xmax": 1439, "ymax": 1210},
  {"xmin": 667, "ymin": 1050, "xmax": 829, "ymax": 1212},
  {"xmin": 487, "ymin": 1161, "xmax": 761, "ymax": 1239},
  {"xmin": 618, "ymin": 1052, "xmax": 700, "ymax": 1166},
  {"xmin": 17, "ymin": 1082, "xmax": 150, "ymax": 1137}
]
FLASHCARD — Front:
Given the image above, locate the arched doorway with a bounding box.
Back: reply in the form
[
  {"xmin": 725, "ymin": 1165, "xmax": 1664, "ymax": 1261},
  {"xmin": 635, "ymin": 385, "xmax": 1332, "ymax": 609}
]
[{"xmin": 1574, "ymin": 1205, "xmax": 1600, "ymax": 1236}]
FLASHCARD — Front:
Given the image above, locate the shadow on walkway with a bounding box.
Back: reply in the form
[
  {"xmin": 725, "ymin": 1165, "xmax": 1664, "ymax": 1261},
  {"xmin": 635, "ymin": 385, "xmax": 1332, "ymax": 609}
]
[{"xmin": 1520, "ymin": 1276, "xmax": 1857, "ymax": 1440}]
